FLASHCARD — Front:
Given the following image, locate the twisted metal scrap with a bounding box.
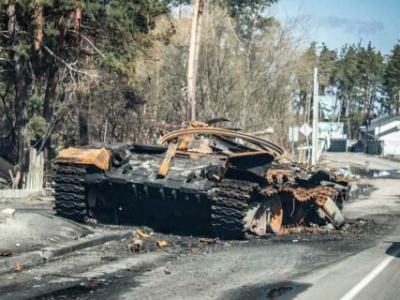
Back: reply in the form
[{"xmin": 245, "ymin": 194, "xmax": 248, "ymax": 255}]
[{"xmin": 158, "ymin": 127, "xmax": 286, "ymax": 158}]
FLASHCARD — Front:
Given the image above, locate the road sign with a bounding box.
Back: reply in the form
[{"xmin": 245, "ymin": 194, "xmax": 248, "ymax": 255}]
[{"xmin": 299, "ymin": 123, "xmax": 312, "ymax": 137}]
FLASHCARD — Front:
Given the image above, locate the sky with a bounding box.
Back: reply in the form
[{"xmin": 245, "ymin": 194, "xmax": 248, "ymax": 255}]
[{"xmin": 271, "ymin": 0, "xmax": 400, "ymax": 55}]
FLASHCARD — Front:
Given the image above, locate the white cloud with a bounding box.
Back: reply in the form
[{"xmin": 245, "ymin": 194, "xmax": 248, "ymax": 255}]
[{"xmin": 317, "ymin": 16, "xmax": 384, "ymax": 35}]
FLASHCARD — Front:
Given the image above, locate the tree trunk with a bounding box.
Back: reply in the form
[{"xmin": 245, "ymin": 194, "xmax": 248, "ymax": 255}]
[
  {"xmin": 6, "ymin": 3, "xmax": 15, "ymax": 38},
  {"xmin": 8, "ymin": 3, "xmax": 30, "ymax": 183},
  {"xmin": 73, "ymin": 6, "xmax": 82, "ymax": 49},
  {"xmin": 187, "ymin": 0, "xmax": 204, "ymax": 121},
  {"xmin": 78, "ymin": 93, "xmax": 89, "ymax": 146},
  {"xmin": 347, "ymin": 96, "xmax": 352, "ymax": 140},
  {"xmin": 41, "ymin": 64, "xmax": 59, "ymax": 159},
  {"xmin": 43, "ymin": 66, "xmax": 58, "ymax": 123},
  {"xmin": 14, "ymin": 52, "xmax": 30, "ymax": 178},
  {"xmin": 33, "ymin": 1, "xmax": 43, "ymax": 64}
]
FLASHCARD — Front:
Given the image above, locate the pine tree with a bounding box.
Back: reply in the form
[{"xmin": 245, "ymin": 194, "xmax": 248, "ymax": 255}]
[
  {"xmin": 0, "ymin": 0, "xmax": 178, "ymax": 173},
  {"xmin": 356, "ymin": 42, "xmax": 384, "ymax": 117},
  {"xmin": 384, "ymin": 41, "xmax": 400, "ymax": 114},
  {"xmin": 335, "ymin": 44, "xmax": 360, "ymax": 138},
  {"xmin": 317, "ymin": 43, "xmax": 337, "ymax": 95}
]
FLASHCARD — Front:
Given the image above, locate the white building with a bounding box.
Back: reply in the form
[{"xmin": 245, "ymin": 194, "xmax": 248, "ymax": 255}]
[{"xmin": 360, "ymin": 115, "xmax": 400, "ymax": 156}]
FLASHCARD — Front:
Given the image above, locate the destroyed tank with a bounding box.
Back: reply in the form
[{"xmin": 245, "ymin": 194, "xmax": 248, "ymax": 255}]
[{"xmin": 53, "ymin": 121, "xmax": 349, "ymax": 239}]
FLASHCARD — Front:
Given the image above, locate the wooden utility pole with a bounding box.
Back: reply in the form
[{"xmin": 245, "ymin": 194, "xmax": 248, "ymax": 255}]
[
  {"xmin": 187, "ymin": 0, "xmax": 205, "ymax": 121},
  {"xmin": 311, "ymin": 67, "xmax": 319, "ymax": 167}
]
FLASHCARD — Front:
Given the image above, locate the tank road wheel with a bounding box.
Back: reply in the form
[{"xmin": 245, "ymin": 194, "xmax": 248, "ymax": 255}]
[
  {"xmin": 305, "ymin": 196, "xmax": 345, "ymax": 229},
  {"xmin": 210, "ymin": 180, "xmax": 258, "ymax": 240},
  {"xmin": 54, "ymin": 164, "xmax": 88, "ymax": 222},
  {"xmin": 266, "ymin": 195, "xmax": 283, "ymax": 233},
  {"xmin": 87, "ymin": 187, "xmax": 119, "ymax": 224},
  {"xmin": 279, "ymin": 191, "xmax": 312, "ymax": 227},
  {"xmin": 304, "ymin": 206, "xmax": 328, "ymax": 227},
  {"xmin": 243, "ymin": 202, "xmax": 267, "ymax": 236},
  {"xmin": 319, "ymin": 196, "xmax": 345, "ymax": 229}
]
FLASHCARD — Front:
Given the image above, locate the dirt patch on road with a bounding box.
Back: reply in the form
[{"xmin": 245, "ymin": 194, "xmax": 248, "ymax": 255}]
[{"xmin": 86, "ymin": 209, "xmax": 400, "ymax": 260}]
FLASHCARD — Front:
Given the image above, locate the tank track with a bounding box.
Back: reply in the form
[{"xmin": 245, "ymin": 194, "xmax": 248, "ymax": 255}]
[
  {"xmin": 54, "ymin": 164, "xmax": 87, "ymax": 222},
  {"xmin": 210, "ymin": 180, "xmax": 258, "ymax": 239}
]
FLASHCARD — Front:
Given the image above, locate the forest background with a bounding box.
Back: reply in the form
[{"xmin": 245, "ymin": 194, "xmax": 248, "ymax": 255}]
[{"xmin": 0, "ymin": 0, "xmax": 400, "ymax": 176}]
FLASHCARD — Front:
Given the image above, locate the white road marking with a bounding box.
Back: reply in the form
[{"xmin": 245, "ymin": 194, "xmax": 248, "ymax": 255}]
[{"xmin": 340, "ymin": 253, "xmax": 398, "ymax": 300}]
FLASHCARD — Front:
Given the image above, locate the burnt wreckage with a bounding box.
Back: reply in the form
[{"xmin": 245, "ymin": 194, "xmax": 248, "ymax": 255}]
[{"xmin": 53, "ymin": 121, "xmax": 350, "ymax": 239}]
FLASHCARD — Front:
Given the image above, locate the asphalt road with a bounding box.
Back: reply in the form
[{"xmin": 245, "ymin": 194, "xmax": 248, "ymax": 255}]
[
  {"xmin": 350, "ymin": 244, "xmax": 400, "ymax": 300},
  {"xmin": 278, "ymin": 233, "xmax": 400, "ymax": 300},
  {"xmin": 319, "ymin": 152, "xmax": 400, "ymax": 171},
  {"xmin": 280, "ymin": 154, "xmax": 400, "ymax": 300}
]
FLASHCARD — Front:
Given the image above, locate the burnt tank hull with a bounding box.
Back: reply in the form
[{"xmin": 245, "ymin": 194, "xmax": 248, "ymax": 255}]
[
  {"xmin": 53, "ymin": 122, "xmax": 350, "ymax": 239},
  {"xmin": 55, "ymin": 148, "xmax": 264, "ymax": 239}
]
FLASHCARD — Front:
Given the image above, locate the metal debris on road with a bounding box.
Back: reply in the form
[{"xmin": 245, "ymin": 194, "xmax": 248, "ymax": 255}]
[
  {"xmin": 1, "ymin": 208, "xmax": 15, "ymax": 218},
  {"xmin": 129, "ymin": 238, "xmax": 143, "ymax": 253},
  {"xmin": 15, "ymin": 262, "xmax": 24, "ymax": 271},
  {"xmin": 136, "ymin": 229, "xmax": 151, "ymax": 238},
  {"xmin": 156, "ymin": 240, "xmax": 168, "ymax": 247},
  {"xmin": 199, "ymin": 238, "xmax": 218, "ymax": 244},
  {"xmin": 0, "ymin": 251, "xmax": 14, "ymax": 257}
]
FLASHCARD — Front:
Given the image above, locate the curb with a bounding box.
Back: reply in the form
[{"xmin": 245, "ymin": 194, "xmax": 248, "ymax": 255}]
[
  {"xmin": 0, "ymin": 230, "xmax": 133, "ymax": 273},
  {"xmin": 41, "ymin": 230, "xmax": 133, "ymax": 261},
  {"xmin": 0, "ymin": 251, "xmax": 43, "ymax": 272},
  {"xmin": 0, "ymin": 201, "xmax": 54, "ymax": 211}
]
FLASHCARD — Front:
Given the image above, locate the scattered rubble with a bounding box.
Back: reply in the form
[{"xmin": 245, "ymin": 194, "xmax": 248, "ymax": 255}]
[
  {"xmin": 128, "ymin": 238, "xmax": 143, "ymax": 253},
  {"xmin": 136, "ymin": 229, "xmax": 151, "ymax": 238},
  {"xmin": 0, "ymin": 208, "xmax": 15, "ymax": 224},
  {"xmin": 1, "ymin": 208, "xmax": 15, "ymax": 217},
  {"xmin": 0, "ymin": 251, "xmax": 13, "ymax": 257},
  {"xmin": 199, "ymin": 238, "xmax": 218, "ymax": 244},
  {"xmin": 14, "ymin": 262, "xmax": 24, "ymax": 271},
  {"xmin": 156, "ymin": 240, "xmax": 168, "ymax": 247}
]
